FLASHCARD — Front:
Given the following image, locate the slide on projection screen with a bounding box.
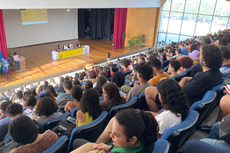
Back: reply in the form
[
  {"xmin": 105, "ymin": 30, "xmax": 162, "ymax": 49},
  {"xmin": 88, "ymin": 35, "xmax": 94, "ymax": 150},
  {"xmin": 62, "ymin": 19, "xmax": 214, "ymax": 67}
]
[{"xmin": 21, "ymin": 9, "xmax": 48, "ymax": 25}]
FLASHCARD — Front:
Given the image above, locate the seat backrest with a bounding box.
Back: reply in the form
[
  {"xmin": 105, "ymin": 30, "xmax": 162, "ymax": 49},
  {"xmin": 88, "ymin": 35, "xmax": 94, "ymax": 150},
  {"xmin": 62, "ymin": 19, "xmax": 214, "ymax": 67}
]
[
  {"xmin": 162, "ymin": 65, "xmax": 169, "ymax": 72},
  {"xmin": 5, "ymin": 135, "xmax": 13, "ymax": 145},
  {"xmin": 108, "ymin": 96, "xmax": 138, "ymax": 121},
  {"xmin": 161, "ymin": 110, "xmax": 199, "ymax": 152},
  {"xmin": 173, "ymin": 67, "xmax": 192, "ymax": 82},
  {"xmin": 68, "ymin": 111, "xmax": 108, "ymax": 152},
  {"xmin": 71, "ymin": 107, "xmax": 79, "ymax": 117},
  {"xmin": 135, "ymin": 92, "xmax": 150, "ymax": 111},
  {"xmin": 42, "ymin": 112, "xmax": 70, "ymax": 133},
  {"xmin": 42, "ymin": 135, "xmax": 69, "ymax": 153},
  {"xmin": 190, "ymin": 90, "xmax": 217, "ymax": 126},
  {"xmin": 152, "ymin": 139, "xmax": 171, "ymax": 153}
]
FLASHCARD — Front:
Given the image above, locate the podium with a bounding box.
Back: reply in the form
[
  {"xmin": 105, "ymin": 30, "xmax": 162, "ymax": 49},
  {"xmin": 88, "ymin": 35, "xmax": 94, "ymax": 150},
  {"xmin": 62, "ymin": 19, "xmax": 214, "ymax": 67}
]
[{"xmin": 19, "ymin": 56, "xmax": 26, "ymax": 69}]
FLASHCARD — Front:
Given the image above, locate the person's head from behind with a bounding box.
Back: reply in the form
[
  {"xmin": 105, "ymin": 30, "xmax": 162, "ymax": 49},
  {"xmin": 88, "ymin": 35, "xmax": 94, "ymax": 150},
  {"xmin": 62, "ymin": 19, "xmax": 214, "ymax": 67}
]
[
  {"xmin": 200, "ymin": 44, "xmax": 223, "ymax": 69},
  {"xmin": 178, "ymin": 43, "xmax": 184, "ymax": 49},
  {"xmin": 99, "ymin": 71, "xmax": 106, "ymax": 78},
  {"xmin": 80, "ymin": 88, "xmax": 102, "ymax": 120},
  {"xmin": 148, "ymin": 58, "xmax": 162, "ymax": 75},
  {"xmin": 157, "ymin": 79, "xmax": 189, "ymax": 121},
  {"xmin": 43, "ymin": 81, "xmax": 48, "ymax": 90},
  {"xmin": 36, "ymin": 97, "xmax": 58, "ymax": 117},
  {"xmin": 13, "ymin": 52, "xmax": 17, "ymax": 55},
  {"xmin": 0, "ymin": 100, "xmax": 12, "ymax": 115},
  {"xmin": 160, "ymin": 52, "xmax": 167, "ymax": 62},
  {"xmin": 73, "ymin": 79, "xmax": 81, "ymax": 86},
  {"xmin": 84, "ymin": 80, "xmax": 93, "ymax": 91},
  {"xmin": 26, "ymin": 94, "xmax": 37, "ymax": 108},
  {"xmin": 219, "ymin": 37, "xmax": 228, "ymax": 46},
  {"xmin": 203, "ymin": 37, "xmax": 211, "ymax": 45},
  {"xmin": 16, "ymin": 91, "xmax": 23, "ymax": 100},
  {"xmin": 135, "ymin": 62, "xmax": 153, "ymax": 82},
  {"xmin": 190, "ymin": 44, "xmax": 197, "ymax": 52},
  {"xmin": 6, "ymin": 103, "xmax": 23, "ymax": 120},
  {"xmin": 47, "ymin": 85, "xmax": 58, "ymax": 97},
  {"xmin": 110, "ymin": 109, "xmax": 158, "ymax": 148},
  {"xmin": 179, "ymin": 57, "xmax": 193, "ymax": 70},
  {"xmin": 89, "ymin": 70, "xmax": 97, "ymax": 79},
  {"xmin": 96, "ymin": 76, "xmax": 107, "ymax": 88},
  {"xmin": 168, "ymin": 59, "xmax": 181, "ymax": 74},
  {"xmin": 9, "ymin": 115, "xmax": 38, "ymax": 145},
  {"xmin": 111, "ymin": 71, "xmax": 125, "ymax": 88},
  {"xmin": 71, "ymin": 85, "xmax": 82, "ymax": 102},
  {"xmin": 63, "ymin": 80, "xmax": 73, "ymax": 92},
  {"xmin": 121, "ymin": 59, "xmax": 130, "ymax": 69},
  {"xmin": 219, "ymin": 46, "xmax": 230, "ymax": 65}
]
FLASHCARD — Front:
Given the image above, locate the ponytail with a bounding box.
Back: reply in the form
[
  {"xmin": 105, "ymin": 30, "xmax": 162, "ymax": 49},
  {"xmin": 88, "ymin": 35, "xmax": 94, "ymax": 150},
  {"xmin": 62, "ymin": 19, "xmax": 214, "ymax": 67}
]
[
  {"xmin": 115, "ymin": 109, "xmax": 158, "ymax": 147},
  {"xmin": 139, "ymin": 110, "xmax": 158, "ymax": 147}
]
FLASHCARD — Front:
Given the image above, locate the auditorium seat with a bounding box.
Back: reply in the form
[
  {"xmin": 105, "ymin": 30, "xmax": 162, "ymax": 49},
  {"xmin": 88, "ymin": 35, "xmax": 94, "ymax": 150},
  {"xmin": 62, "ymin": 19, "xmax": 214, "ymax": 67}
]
[
  {"xmin": 152, "ymin": 139, "xmax": 171, "ymax": 153},
  {"xmin": 68, "ymin": 111, "xmax": 108, "ymax": 152},
  {"xmin": 161, "ymin": 110, "xmax": 199, "ymax": 153},
  {"xmin": 108, "ymin": 96, "xmax": 138, "ymax": 122},
  {"xmin": 190, "ymin": 90, "xmax": 217, "ymax": 126},
  {"xmin": 162, "ymin": 65, "xmax": 169, "ymax": 72},
  {"xmin": 123, "ymin": 70, "xmax": 132, "ymax": 76},
  {"xmin": 71, "ymin": 107, "xmax": 79, "ymax": 117},
  {"xmin": 135, "ymin": 92, "xmax": 150, "ymax": 111},
  {"xmin": 5, "ymin": 135, "xmax": 13, "ymax": 145},
  {"xmin": 40, "ymin": 112, "xmax": 70, "ymax": 133},
  {"xmin": 42, "ymin": 135, "xmax": 69, "ymax": 153}
]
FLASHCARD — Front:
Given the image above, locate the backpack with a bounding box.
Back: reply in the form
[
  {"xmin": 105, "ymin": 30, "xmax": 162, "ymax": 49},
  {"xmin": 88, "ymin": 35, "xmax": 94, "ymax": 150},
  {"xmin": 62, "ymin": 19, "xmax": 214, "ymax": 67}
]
[
  {"xmin": 52, "ymin": 115, "xmax": 76, "ymax": 137},
  {"xmin": 56, "ymin": 98, "xmax": 69, "ymax": 113}
]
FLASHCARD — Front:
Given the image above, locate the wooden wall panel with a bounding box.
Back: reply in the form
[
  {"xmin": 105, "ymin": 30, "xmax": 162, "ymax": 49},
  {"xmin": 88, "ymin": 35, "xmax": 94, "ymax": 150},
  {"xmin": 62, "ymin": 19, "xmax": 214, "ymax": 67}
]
[{"xmin": 125, "ymin": 8, "xmax": 158, "ymax": 47}]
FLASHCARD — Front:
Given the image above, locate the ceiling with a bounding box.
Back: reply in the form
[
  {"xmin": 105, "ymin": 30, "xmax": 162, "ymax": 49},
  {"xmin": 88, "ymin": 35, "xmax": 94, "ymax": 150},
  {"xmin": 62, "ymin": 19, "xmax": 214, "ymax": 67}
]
[{"xmin": 0, "ymin": 0, "xmax": 161, "ymax": 9}]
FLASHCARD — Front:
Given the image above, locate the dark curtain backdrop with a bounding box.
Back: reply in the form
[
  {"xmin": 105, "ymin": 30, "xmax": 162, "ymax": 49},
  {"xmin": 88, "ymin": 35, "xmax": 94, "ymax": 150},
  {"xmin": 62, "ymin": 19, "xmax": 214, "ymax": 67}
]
[
  {"xmin": 78, "ymin": 9, "xmax": 86, "ymax": 39},
  {"xmin": 78, "ymin": 9, "xmax": 114, "ymax": 39},
  {"xmin": 113, "ymin": 8, "xmax": 127, "ymax": 50}
]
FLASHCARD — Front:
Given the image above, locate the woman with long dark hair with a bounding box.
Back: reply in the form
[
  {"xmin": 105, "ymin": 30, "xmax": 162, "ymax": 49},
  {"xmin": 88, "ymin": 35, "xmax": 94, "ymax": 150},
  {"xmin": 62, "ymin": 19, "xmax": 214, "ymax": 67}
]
[{"xmin": 101, "ymin": 82, "xmax": 125, "ymax": 111}]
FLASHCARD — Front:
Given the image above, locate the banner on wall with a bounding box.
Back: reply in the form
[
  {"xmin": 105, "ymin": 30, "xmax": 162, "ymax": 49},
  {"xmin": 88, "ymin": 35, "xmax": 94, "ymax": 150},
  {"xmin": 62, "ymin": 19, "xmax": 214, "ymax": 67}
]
[
  {"xmin": 21, "ymin": 9, "xmax": 48, "ymax": 25},
  {"xmin": 0, "ymin": 51, "xmax": 10, "ymax": 74}
]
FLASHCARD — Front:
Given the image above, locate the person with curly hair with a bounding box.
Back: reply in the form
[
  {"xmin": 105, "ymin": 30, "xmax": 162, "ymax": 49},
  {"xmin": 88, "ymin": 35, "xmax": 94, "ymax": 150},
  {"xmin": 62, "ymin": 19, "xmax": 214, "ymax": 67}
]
[
  {"xmin": 101, "ymin": 82, "xmax": 126, "ymax": 112},
  {"xmin": 76, "ymin": 88, "xmax": 102, "ymax": 126},
  {"xmin": 179, "ymin": 44, "xmax": 223, "ymax": 105},
  {"xmin": 35, "ymin": 97, "xmax": 63, "ymax": 127},
  {"xmin": 150, "ymin": 79, "xmax": 189, "ymax": 135},
  {"xmin": 122, "ymin": 62, "xmax": 153, "ymax": 102},
  {"xmin": 178, "ymin": 56, "xmax": 194, "ymax": 74}
]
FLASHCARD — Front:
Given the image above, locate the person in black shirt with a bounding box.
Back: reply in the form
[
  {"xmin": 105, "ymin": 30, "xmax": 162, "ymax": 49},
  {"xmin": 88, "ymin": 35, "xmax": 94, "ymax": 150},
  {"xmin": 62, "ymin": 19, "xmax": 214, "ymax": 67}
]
[{"xmin": 179, "ymin": 44, "xmax": 223, "ymax": 105}]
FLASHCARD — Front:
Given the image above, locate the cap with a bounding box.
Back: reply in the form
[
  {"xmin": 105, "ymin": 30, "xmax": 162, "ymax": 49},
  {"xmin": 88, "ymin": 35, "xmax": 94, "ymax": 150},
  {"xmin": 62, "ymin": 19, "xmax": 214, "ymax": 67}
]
[{"xmin": 188, "ymin": 50, "xmax": 200, "ymax": 60}]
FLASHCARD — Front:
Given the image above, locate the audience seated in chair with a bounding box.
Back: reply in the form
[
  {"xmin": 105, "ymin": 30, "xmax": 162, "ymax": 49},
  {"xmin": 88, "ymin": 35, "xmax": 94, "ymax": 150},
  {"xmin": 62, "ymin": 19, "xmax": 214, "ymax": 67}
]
[
  {"xmin": 9, "ymin": 115, "xmax": 58, "ymax": 153},
  {"xmin": 167, "ymin": 59, "xmax": 181, "ymax": 78},
  {"xmin": 101, "ymin": 82, "xmax": 126, "ymax": 112},
  {"xmin": 71, "ymin": 109, "xmax": 158, "ymax": 153},
  {"xmin": 148, "ymin": 58, "xmax": 170, "ymax": 86},
  {"xmin": 56, "ymin": 80, "xmax": 74, "ymax": 101},
  {"xmin": 0, "ymin": 101, "xmax": 12, "ymax": 143},
  {"xmin": 178, "ymin": 56, "xmax": 193, "ymax": 74},
  {"xmin": 120, "ymin": 59, "xmax": 130, "ymax": 74},
  {"xmin": 64, "ymin": 85, "xmax": 82, "ymax": 113},
  {"xmin": 34, "ymin": 97, "xmax": 63, "ymax": 127},
  {"xmin": 76, "ymin": 88, "xmax": 102, "ymax": 127},
  {"xmin": 23, "ymin": 94, "xmax": 37, "ymax": 118},
  {"xmin": 121, "ymin": 62, "xmax": 153, "ymax": 102},
  {"xmin": 111, "ymin": 71, "xmax": 125, "ymax": 88},
  {"xmin": 94, "ymin": 76, "xmax": 107, "ymax": 96},
  {"xmin": 219, "ymin": 46, "xmax": 230, "ymax": 77},
  {"xmin": 179, "ymin": 44, "xmax": 223, "ymax": 105}
]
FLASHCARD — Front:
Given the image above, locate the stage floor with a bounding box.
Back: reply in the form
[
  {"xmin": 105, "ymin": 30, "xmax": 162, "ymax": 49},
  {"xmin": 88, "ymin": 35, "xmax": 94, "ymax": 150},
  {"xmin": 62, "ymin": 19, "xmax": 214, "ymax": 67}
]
[{"xmin": 0, "ymin": 39, "xmax": 150, "ymax": 91}]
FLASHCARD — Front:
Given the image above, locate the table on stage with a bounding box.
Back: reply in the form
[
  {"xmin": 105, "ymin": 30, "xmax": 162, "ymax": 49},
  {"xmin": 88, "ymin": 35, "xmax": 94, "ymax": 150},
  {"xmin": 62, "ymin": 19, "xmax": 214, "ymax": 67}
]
[{"xmin": 52, "ymin": 45, "xmax": 90, "ymax": 60}]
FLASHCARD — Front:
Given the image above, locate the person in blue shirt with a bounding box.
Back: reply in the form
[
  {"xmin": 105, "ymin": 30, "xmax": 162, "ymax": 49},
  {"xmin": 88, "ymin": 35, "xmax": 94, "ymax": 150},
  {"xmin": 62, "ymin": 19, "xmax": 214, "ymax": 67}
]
[
  {"xmin": 0, "ymin": 100, "xmax": 12, "ymax": 142},
  {"xmin": 56, "ymin": 80, "xmax": 74, "ymax": 101},
  {"xmin": 179, "ymin": 43, "xmax": 189, "ymax": 55}
]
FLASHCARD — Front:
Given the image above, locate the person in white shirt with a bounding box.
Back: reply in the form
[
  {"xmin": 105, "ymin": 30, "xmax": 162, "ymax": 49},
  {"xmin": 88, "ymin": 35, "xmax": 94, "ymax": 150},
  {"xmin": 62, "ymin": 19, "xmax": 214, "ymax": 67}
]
[
  {"xmin": 13, "ymin": 52, "xmax": 20, "ymax": 70},
  {"xmin": 69, "ymin": 43, "xmax": 74, "ymax": 49},
  {"xmin": 149, "ymin": 79, "xmax": 189, "ymax": 135},
  {"xmin": 63, "ymin": 44, "xmax": 68, "ymax": 50}
]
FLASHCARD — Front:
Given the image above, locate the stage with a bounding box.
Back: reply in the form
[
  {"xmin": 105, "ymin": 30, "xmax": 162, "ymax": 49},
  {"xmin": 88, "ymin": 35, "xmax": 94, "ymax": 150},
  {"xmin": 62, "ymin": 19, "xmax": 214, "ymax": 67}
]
[{"xmin": 0, "ymin": 39, "xmax": 151, "ymax": 92}]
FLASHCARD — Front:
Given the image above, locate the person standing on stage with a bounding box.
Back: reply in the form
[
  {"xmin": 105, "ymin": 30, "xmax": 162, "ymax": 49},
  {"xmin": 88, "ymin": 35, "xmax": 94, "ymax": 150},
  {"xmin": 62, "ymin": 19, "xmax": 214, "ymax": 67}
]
[
  {"xmin": 107, "ymin": 52, "xmax": 111, "ymax": 61},
  {"xmin": 13, "ymin": 52, "xmax": 20, "ymax": 70},
  {"xmin": 85, "ymin": 26, "xmax": 90, "ymax": 38}
]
